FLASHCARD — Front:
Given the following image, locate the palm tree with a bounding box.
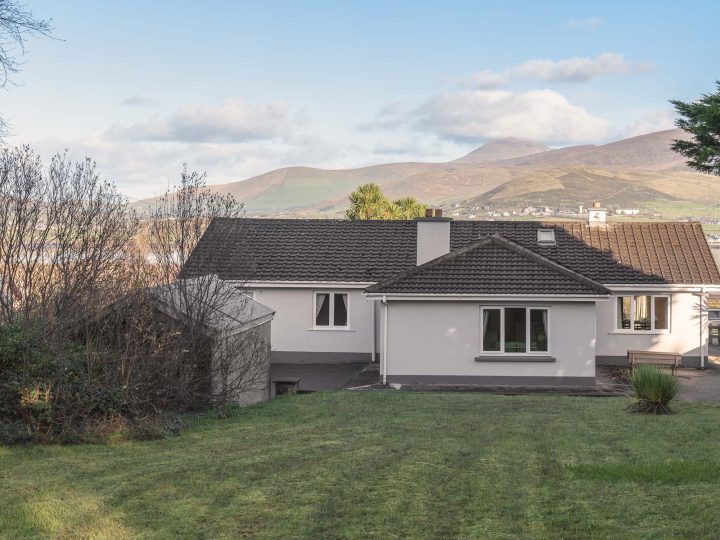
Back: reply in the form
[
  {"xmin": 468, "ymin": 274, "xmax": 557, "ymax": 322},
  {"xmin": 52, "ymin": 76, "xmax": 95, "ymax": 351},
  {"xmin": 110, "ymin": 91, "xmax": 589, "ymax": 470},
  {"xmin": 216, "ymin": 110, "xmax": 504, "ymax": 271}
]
[
  {"xmin": 345, "ymin": 183, "xmax": 427, "ymax": 220},
  {"xmin": 345, "ymin": 183, "xmax": 389, "ymax": 220},
  {"xmin": 390, "ymin": 196, "xmax": 425, "ymax": 219}
]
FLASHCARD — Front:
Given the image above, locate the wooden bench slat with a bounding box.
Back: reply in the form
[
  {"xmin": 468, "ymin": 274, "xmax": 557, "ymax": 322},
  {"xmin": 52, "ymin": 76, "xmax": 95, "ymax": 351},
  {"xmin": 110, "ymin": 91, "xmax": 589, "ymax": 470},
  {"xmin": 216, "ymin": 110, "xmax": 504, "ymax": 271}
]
[{"xmin": 627, "ymin": 350, "xmax": 682, "ymax": 374}]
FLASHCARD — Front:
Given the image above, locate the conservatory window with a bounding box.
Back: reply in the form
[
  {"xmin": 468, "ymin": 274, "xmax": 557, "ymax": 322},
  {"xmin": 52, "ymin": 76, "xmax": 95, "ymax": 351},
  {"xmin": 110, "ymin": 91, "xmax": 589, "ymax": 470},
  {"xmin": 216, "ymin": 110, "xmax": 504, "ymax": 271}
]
[
  {"xmin": 616, "ymin": 295, "xmax": 670, "ymax": 332},
  {"xmin": 481, "ymin": 307, "xmax": 549, "ymax": 354}
]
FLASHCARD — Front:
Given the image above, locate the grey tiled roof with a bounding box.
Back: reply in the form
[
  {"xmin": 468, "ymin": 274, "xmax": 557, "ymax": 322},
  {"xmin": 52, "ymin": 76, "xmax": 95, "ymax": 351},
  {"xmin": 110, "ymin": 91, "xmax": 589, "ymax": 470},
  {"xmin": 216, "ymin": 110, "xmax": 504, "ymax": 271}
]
[
  {"xmin": 366, "ymin": 235, "xmax": 611, "ymax": 295},
  {"xmin": 181, "ymin": 218, "xmax": 417, "ymax": 282},
  {"xmin": 181, "ymin": 217, "xmax": 720, "ymax": 286},
  {"xmin": 451, "ymin": 221, "xmax": 720, "ymax": 284}
]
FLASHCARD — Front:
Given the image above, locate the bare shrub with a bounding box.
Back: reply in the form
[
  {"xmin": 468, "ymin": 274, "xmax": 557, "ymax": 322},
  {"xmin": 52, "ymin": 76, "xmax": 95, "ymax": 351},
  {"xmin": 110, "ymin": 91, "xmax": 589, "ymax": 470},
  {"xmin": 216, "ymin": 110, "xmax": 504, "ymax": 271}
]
[
  {"xmin": 0, "ymin": 150, "xmax": 267, "ymax": 443},
  {"xmin": 0, "ymin": 146, "xmax": 139, "ymax": 328}
]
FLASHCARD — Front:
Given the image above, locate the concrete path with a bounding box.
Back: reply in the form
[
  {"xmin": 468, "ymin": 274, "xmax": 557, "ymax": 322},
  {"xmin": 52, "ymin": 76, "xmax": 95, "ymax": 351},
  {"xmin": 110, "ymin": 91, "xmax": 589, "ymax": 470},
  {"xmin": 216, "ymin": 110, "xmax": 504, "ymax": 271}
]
[
  {"xmin": 269, "ymin": 358, "xmax": 720, "ymax": 401},
  {"xmin": 598, "ymin": 362, "xmax": 720, "ymax": 403},
  {"xmin": 675, "ymin": 366, "xmax": 720, "ymax": 402}
]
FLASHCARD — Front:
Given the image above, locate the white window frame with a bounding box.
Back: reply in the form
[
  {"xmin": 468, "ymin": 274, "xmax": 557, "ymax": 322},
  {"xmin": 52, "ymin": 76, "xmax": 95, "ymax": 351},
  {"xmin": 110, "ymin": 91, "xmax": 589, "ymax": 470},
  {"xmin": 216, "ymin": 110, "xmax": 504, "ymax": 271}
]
[
  {"xmin": 614, "ymin": 294, "xmax": 671, "ymax": 334},
  {"xmin": 313, "ymin": 291, "xmax": 350, "ymax": 330},
  {"xmin": 479, "ymin": 306, "xmax": 551, "ymax": 356}
]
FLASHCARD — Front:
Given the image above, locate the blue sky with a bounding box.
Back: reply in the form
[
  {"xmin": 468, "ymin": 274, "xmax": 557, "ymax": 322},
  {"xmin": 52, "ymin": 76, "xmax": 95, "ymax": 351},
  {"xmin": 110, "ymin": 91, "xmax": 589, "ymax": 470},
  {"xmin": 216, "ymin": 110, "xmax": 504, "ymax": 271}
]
[{"xmin": 3, "ymin": 0, "xmax": 720, "ymax": 198}]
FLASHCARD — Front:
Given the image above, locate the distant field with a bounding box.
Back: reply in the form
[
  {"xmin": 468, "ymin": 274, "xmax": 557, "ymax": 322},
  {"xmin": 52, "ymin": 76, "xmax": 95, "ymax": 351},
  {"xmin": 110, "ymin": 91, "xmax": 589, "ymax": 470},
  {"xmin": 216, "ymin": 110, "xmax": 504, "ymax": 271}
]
[
  {"xmin": 642, "ymin": 200, "xmax": 720, "ymax": 220},
  {"xmin": 2, "ymin": 392, "xmax": 720, "ymax": 538}
]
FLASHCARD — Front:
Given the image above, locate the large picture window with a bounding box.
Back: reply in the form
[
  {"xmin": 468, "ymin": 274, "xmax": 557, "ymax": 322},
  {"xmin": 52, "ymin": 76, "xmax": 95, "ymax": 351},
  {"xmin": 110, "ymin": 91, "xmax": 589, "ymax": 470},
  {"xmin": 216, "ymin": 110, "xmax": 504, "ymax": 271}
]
[
  {"xmin": 314, "ymin": 292, "xmax": 349, "ymax": 328},
  {"xmin": 481, "ymin": 307, "xmax": 549, "ymax": 354},
  {"xmin": 616, "ymin": 295, "xmax": 670, "ymax": 332}
]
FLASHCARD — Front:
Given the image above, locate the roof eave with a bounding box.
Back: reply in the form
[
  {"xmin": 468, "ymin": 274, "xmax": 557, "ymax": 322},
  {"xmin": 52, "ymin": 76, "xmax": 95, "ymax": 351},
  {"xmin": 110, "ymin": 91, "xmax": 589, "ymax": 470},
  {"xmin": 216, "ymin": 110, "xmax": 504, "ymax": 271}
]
[{"xmin": 364, "ymin": 292, "xmax": 610, "ymax": 301}]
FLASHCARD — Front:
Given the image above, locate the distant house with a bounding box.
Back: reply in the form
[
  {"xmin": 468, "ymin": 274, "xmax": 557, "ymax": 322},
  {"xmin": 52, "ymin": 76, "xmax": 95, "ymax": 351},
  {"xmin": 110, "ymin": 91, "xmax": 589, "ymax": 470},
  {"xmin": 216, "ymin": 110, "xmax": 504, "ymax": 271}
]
[{"xmin": 182, "ymin": 209, "xmax": 720, "ymax": 387}]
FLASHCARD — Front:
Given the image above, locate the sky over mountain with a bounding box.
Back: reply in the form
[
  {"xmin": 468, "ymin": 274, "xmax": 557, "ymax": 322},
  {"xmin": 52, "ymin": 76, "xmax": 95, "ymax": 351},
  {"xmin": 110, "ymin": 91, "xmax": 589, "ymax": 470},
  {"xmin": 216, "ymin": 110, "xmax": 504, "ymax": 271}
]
[{"xmin": 3, "ymin": 0, "xmax": 720, "ymax": 200}]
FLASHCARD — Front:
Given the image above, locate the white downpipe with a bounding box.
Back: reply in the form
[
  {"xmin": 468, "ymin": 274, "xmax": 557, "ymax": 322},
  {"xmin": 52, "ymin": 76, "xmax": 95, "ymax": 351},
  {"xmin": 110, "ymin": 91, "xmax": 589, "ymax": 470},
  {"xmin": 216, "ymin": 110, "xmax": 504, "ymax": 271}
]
[
  {"xmin": 700, "ymin": 286, "xmax": 706, "ymax": 369},
  {"xmin": 371, "ymin": 299, "xmax": 376, "ymax": 363},
  {"xmin": 382, "ymin": 296, "xmax": 388, "ymax": 385}
]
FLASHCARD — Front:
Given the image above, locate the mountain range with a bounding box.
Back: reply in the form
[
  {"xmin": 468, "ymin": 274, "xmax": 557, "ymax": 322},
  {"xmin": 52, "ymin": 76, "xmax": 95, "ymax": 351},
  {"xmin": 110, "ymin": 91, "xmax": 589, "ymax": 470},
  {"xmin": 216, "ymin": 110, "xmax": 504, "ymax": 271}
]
[{"xmin": 141, "ymin": 129, "xmax": 720, "ymax": 221}]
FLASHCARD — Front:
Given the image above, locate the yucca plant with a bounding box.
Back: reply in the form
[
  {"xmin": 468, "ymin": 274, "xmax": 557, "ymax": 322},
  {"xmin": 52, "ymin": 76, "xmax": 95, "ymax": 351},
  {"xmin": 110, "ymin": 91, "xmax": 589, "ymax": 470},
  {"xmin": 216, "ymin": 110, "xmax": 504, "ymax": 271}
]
[{"xmin": 629, "ymin": 365, "xmax": 679, "ymax": 414}]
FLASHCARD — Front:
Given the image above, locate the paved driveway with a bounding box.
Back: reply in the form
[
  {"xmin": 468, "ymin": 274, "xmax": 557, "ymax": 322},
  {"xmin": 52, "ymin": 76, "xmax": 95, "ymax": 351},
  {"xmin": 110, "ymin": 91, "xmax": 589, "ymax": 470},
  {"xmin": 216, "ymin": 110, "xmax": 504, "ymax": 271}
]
[
  {"xmin": 675, "ymin": 365, "xmax": 720, "ymax": 402},
  {"xmin": 598, "ymin": 360, "xmax": 720, "ymax": 403}
]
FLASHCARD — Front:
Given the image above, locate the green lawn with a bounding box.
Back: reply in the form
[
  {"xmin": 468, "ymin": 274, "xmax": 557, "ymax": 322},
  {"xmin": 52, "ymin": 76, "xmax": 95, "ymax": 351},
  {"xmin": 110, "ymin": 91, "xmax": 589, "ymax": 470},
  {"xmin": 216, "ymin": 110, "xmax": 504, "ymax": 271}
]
[{"xmin": 2, "ymin": 392, "xmax": 720, "ymax": 539}]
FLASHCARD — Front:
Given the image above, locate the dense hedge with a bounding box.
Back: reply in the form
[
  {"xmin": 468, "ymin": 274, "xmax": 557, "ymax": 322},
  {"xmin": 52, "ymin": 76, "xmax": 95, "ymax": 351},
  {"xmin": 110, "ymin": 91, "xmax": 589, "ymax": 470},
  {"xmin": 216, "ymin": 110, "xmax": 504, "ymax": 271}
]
[
  {"xmin": 0, "ymin": 323, "xmax": 126, "ymax": 443},
  {"xmin": 0, "ymin": 313, "xmax": 213, "ymax": 444}
]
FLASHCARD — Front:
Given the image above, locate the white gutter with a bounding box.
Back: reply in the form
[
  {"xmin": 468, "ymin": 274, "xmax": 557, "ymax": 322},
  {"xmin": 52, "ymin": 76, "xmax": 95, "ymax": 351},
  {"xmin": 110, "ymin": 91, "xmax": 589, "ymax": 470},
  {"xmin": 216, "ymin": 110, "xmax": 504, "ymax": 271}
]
[
  {"xmin": 608, "ymin": 284, "xmax": 720, "ymax": 293},
  {"xmin": 365, "ymin": 293, "xmax": 608, "ymax": 302},
  {"xmin": 382, "ymin": 295, "xmax": 388, "ymax": 386},
  {"xmin": 229, "ymin": 280, "xmax": 374, "ymax": 289}
]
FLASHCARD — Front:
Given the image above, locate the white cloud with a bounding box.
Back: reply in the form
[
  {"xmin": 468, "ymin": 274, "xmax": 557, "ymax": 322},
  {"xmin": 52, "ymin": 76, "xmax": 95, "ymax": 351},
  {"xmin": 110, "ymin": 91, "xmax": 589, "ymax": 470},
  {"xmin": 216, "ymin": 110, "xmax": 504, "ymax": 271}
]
[
  {"xmin": 512, "ymin": 53, "xmax": 634, "ymax": 82},
  {"xmin": 465, "ymin": 69, "xmax": 507, "ymax": 89},
  {"xmin": 107, "ymin": 98, "xmax": 292, "ymax": 143},
  {"xmin": 13, "ymin": 128, "xmax": 350, "ymax": 200},
  {"xmin": 120, "ymin": 95, "xmax": 160, "ymax": 108},
  {"xmin": 621, "ymin": 109, "xmax": 677, "ymax": 138},
  {"xmin": 357, "ymin": 101, "xmax": 413, "ymax": 131},
  {"xmin": 412, "ymin": 89, "xmax": 609, "ymax": 144},
  {"xmin": 467, "ymin": 53, "xmax": 650, "ymax": 88},
  {"xmin": 566, "ymin": 17, "xmax": 604, "ymax": 31}
]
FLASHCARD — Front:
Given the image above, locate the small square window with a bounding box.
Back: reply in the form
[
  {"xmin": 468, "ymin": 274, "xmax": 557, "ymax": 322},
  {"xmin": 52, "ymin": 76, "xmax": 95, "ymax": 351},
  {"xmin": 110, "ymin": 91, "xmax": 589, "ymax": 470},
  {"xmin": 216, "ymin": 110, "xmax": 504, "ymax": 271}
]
[
  {"xmin": 537, "ymin": 229, "xmax": 556, "ymax": 245},
  {"xmin": 314, "ymin": 292, "xmax": 349, "ymax": 328}
]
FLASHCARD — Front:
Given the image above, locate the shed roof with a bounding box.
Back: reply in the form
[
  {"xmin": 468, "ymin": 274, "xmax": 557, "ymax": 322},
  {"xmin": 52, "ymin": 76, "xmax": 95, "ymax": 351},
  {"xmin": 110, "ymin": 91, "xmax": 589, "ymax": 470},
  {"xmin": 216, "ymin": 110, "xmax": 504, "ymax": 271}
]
[{"xmin": 150, "ymin": 275, "xmax": 274, "ymax": 335}]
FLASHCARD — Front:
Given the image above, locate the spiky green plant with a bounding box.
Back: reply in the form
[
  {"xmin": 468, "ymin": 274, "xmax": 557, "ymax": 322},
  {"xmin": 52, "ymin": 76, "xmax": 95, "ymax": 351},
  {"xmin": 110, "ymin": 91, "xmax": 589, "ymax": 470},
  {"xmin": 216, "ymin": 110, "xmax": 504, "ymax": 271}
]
[
  {"xmin": 345, "ymin": 183, "xmax": 426, "ymax": 220},
  {"xmin": 629, "ymin": 365, "xmax": 679, "ymax": 414},
  {"xmin": 390, "ymin": 196, "xmax": 426, "ymax": 219}
]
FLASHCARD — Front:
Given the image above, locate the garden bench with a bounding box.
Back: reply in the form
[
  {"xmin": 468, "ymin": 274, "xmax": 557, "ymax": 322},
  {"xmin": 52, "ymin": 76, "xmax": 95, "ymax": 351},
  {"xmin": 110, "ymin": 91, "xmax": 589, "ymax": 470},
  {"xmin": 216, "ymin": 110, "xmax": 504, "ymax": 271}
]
[{"xmin": 627, "ymin": 350, "xmax": 682, "ymax": 375}]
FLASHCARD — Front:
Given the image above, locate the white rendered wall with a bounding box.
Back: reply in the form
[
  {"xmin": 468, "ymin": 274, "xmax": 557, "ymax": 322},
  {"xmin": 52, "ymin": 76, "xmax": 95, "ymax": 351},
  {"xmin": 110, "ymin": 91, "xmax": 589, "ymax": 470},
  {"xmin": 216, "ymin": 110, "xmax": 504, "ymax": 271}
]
[
  {"xmin": 248, "ymin": 287, "xmax": 374, "ymax": 356},
  {"xmin": 595, "ymin": 292, "xmax": 704, "ymax": 359},
  {"xmin": 211, "ymin": 321, "xmax": 271, "ymax": 406},
  {"xmin": 385, "ymin": 300, "xmax": 597, "ymax": 379},
  {"xmin": 416, "ymin": 220, "xmax": 450, "ymax": 265}
]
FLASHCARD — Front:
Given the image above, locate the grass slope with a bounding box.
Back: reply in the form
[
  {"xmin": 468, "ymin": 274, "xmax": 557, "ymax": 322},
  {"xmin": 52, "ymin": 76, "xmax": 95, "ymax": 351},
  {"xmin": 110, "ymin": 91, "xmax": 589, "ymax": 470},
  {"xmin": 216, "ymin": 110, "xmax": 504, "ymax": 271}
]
[
  {"xmin": 2, "ymin": 392, "xmax": 720, "ymax": 539},
  {"xmin": 467, "ymin": 168, "xmax": 682, "ymax": 209}
]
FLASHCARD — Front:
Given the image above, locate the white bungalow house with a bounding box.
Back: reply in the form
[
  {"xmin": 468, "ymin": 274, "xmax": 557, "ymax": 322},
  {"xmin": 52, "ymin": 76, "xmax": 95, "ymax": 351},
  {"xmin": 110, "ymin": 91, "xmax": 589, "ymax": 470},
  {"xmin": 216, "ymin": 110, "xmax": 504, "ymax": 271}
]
[{"xmin": 182, "ymin": 208, "xmax": 720, "ymax": 386}]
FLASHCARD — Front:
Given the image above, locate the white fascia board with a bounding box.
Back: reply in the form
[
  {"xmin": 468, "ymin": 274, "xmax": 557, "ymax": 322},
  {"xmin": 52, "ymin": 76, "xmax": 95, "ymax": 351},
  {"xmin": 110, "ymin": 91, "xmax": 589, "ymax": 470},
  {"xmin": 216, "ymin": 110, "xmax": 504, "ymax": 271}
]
[
  {"xmin": 606, "ymin": 284, "xmax": 720, "ymax": 293},
  {"xmin": 363, "ymin": 293, "xmax": 608, "ymax": 302},
  {"xmin": 222, "ymin": 313, "xmax": 275, "ymax": 338},
  {"xmin": 227, "ymin": 280, "xmax": 374, "ymax": 289}
]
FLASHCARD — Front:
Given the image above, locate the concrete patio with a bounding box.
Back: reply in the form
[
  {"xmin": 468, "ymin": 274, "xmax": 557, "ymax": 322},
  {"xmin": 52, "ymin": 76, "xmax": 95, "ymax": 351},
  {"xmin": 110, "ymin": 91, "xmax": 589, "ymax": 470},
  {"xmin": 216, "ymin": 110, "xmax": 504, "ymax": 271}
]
[
  {"xmin": 271, "ymin": 352, "xmax": 720, "ymax": 403},
  {"xmin": 270, "ymin": 362, "xmax": 373, "ymax": 392}
]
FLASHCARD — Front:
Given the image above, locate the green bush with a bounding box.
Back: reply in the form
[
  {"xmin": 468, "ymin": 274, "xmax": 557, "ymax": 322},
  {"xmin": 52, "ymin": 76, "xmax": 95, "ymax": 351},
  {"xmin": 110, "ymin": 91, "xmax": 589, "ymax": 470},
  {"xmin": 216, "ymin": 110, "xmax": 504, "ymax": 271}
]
[
  {"xmin": 0, "ymin": 322, "xmax": 126, "ymax": 444},
  {"xmin": 629, "ymin": 365, "xmax": 679, "ymax": 414}
]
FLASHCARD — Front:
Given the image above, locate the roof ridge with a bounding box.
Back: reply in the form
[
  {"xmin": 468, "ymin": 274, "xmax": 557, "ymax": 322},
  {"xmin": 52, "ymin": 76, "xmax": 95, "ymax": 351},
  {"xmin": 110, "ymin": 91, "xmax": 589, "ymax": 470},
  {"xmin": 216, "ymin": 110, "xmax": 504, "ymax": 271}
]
[
  {"xmin": 367, "ymin": 234, "xmax": 611, "ymax": 295},
  {"xmin": 488, "ymin": 235, "xmax": 611, "ymax": 294},
  {"xmin": 366, "ymin": 237, "xmax": 494, "ymax": 293},
  {"xmin": 214, "ymin": 216, "xmax": 419, "ymax": 224}
]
